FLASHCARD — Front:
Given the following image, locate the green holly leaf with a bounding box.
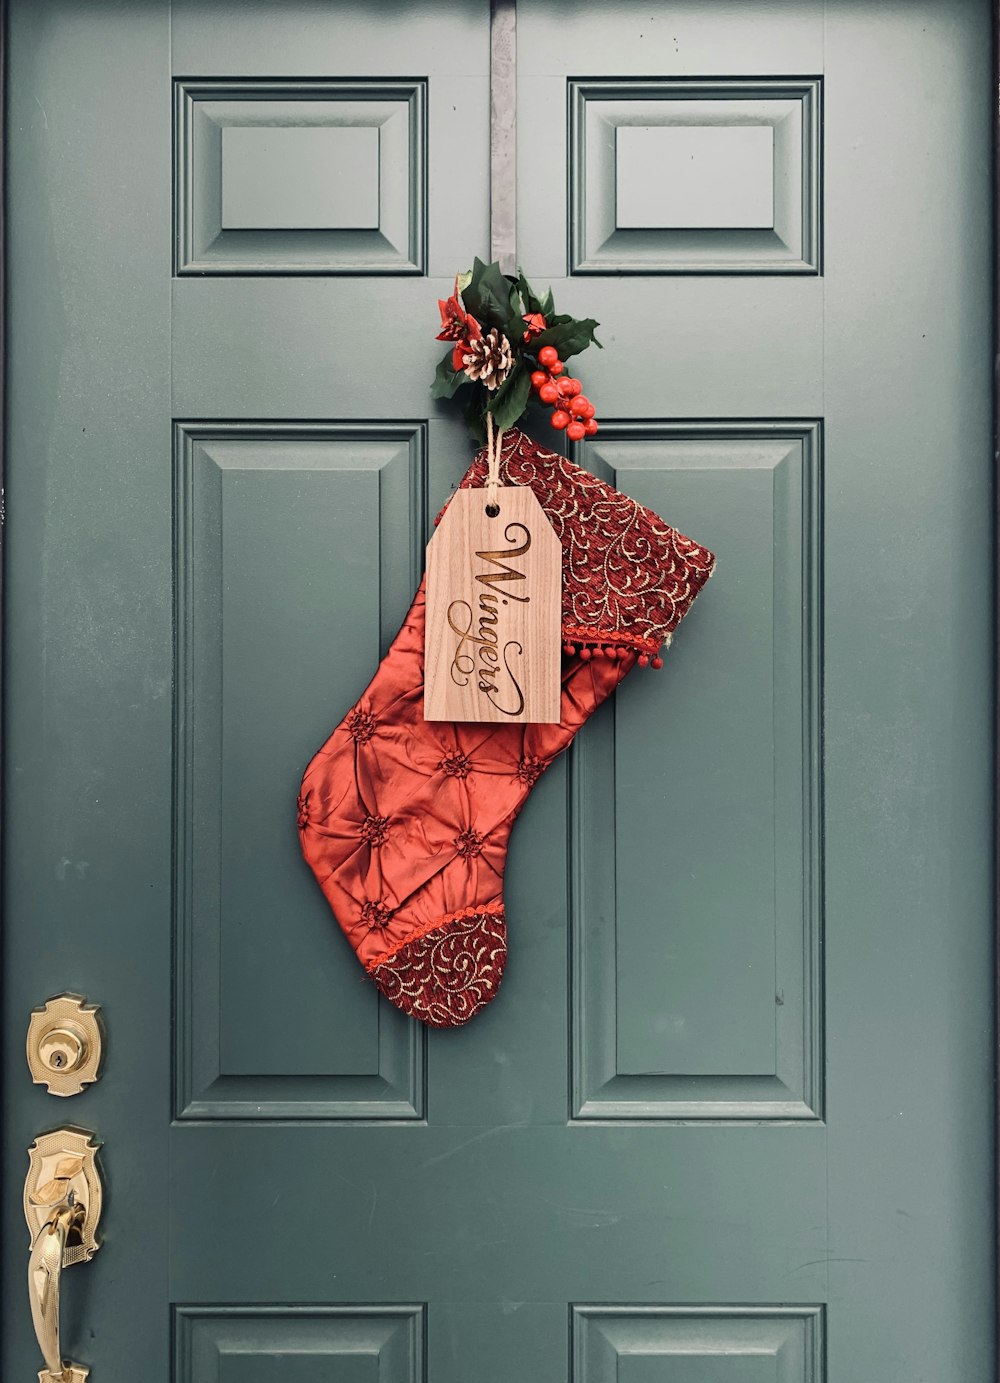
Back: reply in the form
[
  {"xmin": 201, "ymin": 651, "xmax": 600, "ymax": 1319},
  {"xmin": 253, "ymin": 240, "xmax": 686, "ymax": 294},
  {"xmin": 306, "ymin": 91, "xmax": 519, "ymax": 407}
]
[
  {"xmin": 460, "ymin": 257, "xmax": 492, "ymax": 315},
  {"xmin": 556, "ymin": 322, "xmax": 604, "ymax": 358},
  {"xmin": 488, "ymin": 362, "xmax": 531, "ymax": 431},
  {"xmin": 463, "ymin": 257, "xmax": 521, "ymax": 335},
  {"xmin": 517, "ymin": 270, "xmax": 543, "ymax": 316},
  {"xmin": 430, "ymin": 347, "xmax": 468, "ymax": 400},
  {"xmin": 529, "ymin": 315, "xmax": 602, "ymax": 358}
]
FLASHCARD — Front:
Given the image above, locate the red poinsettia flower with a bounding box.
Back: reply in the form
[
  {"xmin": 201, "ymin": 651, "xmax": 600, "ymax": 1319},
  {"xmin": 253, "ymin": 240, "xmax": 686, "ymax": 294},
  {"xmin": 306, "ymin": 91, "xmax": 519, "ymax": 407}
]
[
  {"xmin": 522, "ymin": 312, "xmax": 547, "ymax": 342},
  {"xmin": 450, "ymin": 316, "xmax": 484, "ymax": 371},
  {"xmin": 436, "ymin": 277, "xmax": 482, "ymax": 343},
  {"xmin": 436, "ymin": 293, "xmax": 467, "ymax": 341}
]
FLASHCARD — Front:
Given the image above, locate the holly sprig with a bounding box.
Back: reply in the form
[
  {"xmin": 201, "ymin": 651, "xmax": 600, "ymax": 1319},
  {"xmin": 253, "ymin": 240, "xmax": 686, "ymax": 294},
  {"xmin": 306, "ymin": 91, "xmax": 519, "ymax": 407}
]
[{"xmin": 430, "ymin": 258, "xmax": 601, "ymax": 443}]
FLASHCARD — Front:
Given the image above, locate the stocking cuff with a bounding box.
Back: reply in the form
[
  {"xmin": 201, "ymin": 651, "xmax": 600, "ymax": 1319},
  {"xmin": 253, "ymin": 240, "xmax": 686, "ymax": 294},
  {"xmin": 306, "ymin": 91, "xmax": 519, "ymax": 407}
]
[{"xmin": 453, "ymin": 428, "xmax": 716, "ymax": 658}]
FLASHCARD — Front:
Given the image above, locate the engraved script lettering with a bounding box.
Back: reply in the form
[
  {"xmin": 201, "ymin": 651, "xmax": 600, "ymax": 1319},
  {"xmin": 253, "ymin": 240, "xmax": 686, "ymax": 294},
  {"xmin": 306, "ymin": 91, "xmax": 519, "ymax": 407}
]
[{"xmin": 446, "ymin": 523, "xmax": 531, "ymax": 716}]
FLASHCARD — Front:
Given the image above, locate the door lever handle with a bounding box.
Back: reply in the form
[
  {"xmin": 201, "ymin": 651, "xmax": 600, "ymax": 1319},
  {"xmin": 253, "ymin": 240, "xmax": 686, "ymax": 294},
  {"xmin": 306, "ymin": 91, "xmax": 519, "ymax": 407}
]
[
  {"xmin": 24, "ymin": 1129, "xmax": 102, "ymax": 1383},
  {"xmin": 28, "ymin": 1198, "xmax": 88, "ymax": 1381}
]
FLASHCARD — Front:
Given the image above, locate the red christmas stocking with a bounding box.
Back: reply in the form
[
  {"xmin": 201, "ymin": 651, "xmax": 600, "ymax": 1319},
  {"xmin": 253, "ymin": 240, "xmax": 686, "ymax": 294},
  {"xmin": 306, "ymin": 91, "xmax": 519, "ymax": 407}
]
[{"xmin": 297, "ymin": 429, "xmax": 715, "ymax": 1027}]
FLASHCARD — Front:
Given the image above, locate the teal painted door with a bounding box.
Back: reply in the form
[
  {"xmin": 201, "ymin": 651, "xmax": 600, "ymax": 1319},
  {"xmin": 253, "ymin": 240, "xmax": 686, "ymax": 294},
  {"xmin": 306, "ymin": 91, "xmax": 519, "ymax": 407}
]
[{"xmin": 2, "ymin": 1, "xmax": 994, "ymax": 1380}]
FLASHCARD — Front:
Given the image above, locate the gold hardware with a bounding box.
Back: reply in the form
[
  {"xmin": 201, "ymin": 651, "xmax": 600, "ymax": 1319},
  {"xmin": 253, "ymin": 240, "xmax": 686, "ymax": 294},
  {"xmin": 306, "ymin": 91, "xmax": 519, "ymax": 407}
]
[
  {"xmin": 25, "ymin": 1128, "xmax": 102, "ymax": 1383},
  {"xmin": 27, "ymin": 995, "xmax": 103, "ymax": 1097}
]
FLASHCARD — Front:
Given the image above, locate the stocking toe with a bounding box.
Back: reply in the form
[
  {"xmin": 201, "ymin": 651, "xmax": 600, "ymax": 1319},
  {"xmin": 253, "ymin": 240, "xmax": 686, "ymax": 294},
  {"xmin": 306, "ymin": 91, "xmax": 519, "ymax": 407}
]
[{"xmin": 368, "ymin": 908, "xmax": 507, "ymax": 1028}]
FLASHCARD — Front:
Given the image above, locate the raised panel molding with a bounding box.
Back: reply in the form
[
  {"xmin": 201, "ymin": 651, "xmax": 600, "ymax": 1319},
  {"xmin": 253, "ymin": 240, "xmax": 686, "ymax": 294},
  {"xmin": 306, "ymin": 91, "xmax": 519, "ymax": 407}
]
[
  {"xmin": 616, "ymin": 124, "xmax": 776, "ymax": 230},
  {"xmin": 570, "ymin": 424, "xmax": 823, "ymax": 1122},
  {"xmin": 175, "ymin": 80, "xmax": 427, "ymax": 275},
  {"xmin": 173, "ymin": 424, "xmax": 427, "ymax": 1120},
  {"xmin": 569, "ymin": 79, "xmax": 822, "ymax": 274},
  {"xmin": 175, "ymin": 1306, "xmax": 425, "ymax": 1383},
  {"xmin": 572, "ymin": 1306, "xmax": 825, "ymax": 1383},
  {"xmin": 220, "ymin": 126, "xmax": 380, "ymax": 230}
]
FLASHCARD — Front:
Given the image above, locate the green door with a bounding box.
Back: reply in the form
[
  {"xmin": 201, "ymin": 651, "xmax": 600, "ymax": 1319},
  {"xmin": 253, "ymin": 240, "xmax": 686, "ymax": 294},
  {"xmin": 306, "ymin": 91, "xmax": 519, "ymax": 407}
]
[{"xmin": 3, "ymin": 1, "xmax": 994, "ymax": 1380}]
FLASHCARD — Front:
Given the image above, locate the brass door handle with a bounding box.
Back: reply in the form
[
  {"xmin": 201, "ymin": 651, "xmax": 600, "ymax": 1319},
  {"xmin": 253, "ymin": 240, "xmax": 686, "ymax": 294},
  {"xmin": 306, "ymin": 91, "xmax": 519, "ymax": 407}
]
[
  {"xmin": 24, "ymin": 1129, "xmax": 102, "ymax": 1383},
  {"xmin": 28, "ymin": 1201, "xmax": 87, "ymax": 1381}
]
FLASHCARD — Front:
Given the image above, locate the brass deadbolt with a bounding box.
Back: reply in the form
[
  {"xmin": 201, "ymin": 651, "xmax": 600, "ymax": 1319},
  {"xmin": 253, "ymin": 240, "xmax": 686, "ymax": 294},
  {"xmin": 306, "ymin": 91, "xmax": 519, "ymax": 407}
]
[
  {"xmin": 40, "ymin": 1025, "xmax": 87, "ymax": 1073},
  {"xmin": 27, "ymin": 995, "xmax": 103, "ymax": 1097}
]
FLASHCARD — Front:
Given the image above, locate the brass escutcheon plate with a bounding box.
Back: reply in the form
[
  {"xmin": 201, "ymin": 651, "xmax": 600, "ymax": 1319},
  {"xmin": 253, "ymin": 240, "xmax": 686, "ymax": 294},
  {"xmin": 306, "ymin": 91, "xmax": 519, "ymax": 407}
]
[
  {"xmin": 24, "ymin": 1128, "xmax": 103, "ymax": 1267},
  {"xmin": 27, "ymin": 994, "xmax": 103, "ymax": 1097}
]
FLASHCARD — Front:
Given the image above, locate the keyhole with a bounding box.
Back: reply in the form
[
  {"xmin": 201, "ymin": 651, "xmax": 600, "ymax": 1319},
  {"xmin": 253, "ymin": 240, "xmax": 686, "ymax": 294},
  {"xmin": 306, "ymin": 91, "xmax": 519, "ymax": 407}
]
[{"xmin": 36, "ymin": 1023, "xmax": 87, "ymax": 1077}]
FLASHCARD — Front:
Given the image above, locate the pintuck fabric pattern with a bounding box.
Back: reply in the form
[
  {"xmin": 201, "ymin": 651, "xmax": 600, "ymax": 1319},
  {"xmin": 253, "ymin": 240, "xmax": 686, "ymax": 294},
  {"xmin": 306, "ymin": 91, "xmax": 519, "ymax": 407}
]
[{"xmin": 298, "ymin": 428, "xmax": 715, "ymax": 1028}]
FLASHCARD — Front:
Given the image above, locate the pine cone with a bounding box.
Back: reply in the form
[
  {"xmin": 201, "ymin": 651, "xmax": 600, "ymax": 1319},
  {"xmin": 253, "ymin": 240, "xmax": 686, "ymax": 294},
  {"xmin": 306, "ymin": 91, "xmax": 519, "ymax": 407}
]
[{"xmin": 462, "ymin": 329, "xmax": 513, "ymax": 391}]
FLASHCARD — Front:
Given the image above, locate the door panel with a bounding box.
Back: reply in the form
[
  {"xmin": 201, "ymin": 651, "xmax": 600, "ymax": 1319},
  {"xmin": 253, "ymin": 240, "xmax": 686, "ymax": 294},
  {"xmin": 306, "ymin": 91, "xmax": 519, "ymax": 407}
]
[
  {"xmin": 175, "ymin": 77, "xmax": 428, "ymax": 276},
  {"xmin": 2, "ymin": 2, "xmax": 994, "ymax": 1381},
  {"xmin": 174, "ymin": 424, "xmax": 426, "ymax": 1120},
  {"xmin": 572, "ymin": 427, "xmax": 821, "ymax": 1118}
]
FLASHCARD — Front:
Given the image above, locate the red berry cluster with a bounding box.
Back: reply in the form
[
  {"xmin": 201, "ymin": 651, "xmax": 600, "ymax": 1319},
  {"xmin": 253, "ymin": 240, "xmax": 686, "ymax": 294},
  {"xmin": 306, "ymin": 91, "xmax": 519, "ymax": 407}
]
[{"xmin": 530, "ymin": 345, "xmax": 599, "ymax": 441}]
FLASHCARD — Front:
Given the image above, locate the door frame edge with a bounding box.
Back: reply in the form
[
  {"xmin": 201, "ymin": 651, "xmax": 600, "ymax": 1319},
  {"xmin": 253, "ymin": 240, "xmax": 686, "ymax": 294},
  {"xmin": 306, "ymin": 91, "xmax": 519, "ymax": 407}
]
[
  {"xmin": 993, "ymin": 0, "xmax": 1000, "ymax": 1355},
  {"xmin": 0, "ymin": 0, "xmax": 995, "ymax": 1361}
]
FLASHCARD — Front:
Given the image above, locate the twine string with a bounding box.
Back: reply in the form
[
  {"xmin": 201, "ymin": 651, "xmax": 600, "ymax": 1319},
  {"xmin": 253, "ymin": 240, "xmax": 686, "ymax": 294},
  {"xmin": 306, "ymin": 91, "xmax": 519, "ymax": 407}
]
[{"xmin": 485, "ymin": 411, "xmax": 504, "ymax": 513}]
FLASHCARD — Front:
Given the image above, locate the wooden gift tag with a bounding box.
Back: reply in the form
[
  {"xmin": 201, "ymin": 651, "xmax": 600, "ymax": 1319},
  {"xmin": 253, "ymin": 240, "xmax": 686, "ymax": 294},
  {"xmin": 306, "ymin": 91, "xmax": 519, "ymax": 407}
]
[{"xmin": 425, "ymin": 486, "xmax": 562, "ymax": 723}]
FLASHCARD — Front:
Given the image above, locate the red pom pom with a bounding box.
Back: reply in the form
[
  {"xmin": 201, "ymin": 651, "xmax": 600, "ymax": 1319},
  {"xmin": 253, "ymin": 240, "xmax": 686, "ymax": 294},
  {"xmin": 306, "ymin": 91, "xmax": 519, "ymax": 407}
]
[
  {"xmin": 616, "ymin": 647, "xmax": 627, "ymax": 659},
  {"xmin": 563, "ymin": 642, "xmax": 576, "ymax": 656},
  {"xmin": 580, "ymin": 646, "xmax": 592, "ymax": 661},
  {"xmin": 651, "ymin": 655, "xmax": 663, "ymax": 670},
  {"xmin": 604, "ymin": 646, "xmax": 616, "ymax": 659},
  {"xmin": 638, "ymin": 654, "xmax": 649, "ymax": 668}
]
